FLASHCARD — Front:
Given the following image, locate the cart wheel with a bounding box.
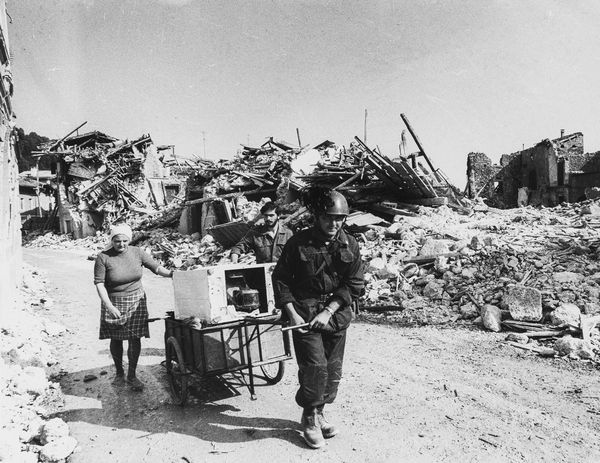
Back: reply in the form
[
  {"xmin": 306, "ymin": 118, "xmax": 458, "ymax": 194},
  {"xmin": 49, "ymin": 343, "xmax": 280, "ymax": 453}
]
[
  {"xmin": 166, "ymin": 336, "xmax": 188, "ymax": 405},
  {"xmin": 260, "ymin": 361, "xmax": 285, "ymax": 384}
]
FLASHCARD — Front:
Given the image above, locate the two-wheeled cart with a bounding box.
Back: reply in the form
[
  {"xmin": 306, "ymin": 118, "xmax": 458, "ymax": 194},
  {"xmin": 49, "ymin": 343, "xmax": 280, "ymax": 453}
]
[{"xmin": 163, "ymin": 313, "xmax": 292, "ymax": 405}]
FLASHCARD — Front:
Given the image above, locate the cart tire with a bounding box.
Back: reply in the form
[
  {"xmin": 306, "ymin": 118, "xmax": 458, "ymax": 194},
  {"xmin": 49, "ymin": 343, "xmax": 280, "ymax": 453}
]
[
  {"xmin": 166, "ymin": 336, "xmax": 188, "ymax": 405},
  {"xmin": 260, "ymin": 361, "xmax": 285, "ymax": 384}
]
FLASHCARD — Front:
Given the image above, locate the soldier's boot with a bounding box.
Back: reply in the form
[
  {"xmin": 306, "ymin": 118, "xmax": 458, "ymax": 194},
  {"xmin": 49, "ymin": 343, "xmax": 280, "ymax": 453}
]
[
  {"xmin": 300, "ymin": 408, "xmax": 325, "ymax": 449},
  {"xmin": 317, "ymin": 405, "xmax": 338, "ymax": 438}
]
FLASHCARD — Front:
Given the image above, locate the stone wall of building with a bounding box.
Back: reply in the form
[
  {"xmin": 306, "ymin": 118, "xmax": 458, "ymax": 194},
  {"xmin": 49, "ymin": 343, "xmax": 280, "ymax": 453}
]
[
  {"xmin": 0, "ymin": 129, "xmax": 20, "ymax": 312},
  {"xmin": 0, "ymin": 0, "xmax": 20, "ymax": 312},
  {"xmin": 567, "ymin": 151, "xmax": 600, "ymax": 174},
  {"xmin": 554, "ymin": 132, "xmax": 584, "ymax": 157},
  {"xmin": 499, "ymin": 152, "xmax": 522, "ymax": 208},
  {"xmin": 466, "ymin": 152, "xmax": 495, "ymax": 199}
]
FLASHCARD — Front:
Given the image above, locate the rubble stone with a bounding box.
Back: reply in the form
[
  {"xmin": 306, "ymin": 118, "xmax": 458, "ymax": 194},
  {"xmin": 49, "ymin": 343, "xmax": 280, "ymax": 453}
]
[
  {"xmin": 42, "ymin": 320, "xmax": 67, "ymax": 337},
  {"xmin": 422, "ymin": 280, "xmax": 445, "ymax": 300},
  {"xmin": 460, "ymin": 267, "xmax": 477, "ymax": 279},
  {"xmin": 504, "ymin": 285, "xmax": 542, "ymax": 322},
  {"xmin": 376, "ymin": 263, "xmax": 399, "ymax": 279},
  {"xmin": 584, "ymin": 284, "xmax": 600, "ymax": 300},
  {"xmin": 401, "ymin": 297, "xmax": 426, "ymax": 311},
  {"xmin": 434, "ymin": 256, "xmax": 449, "ymax": 273},
  {"xmin": 4, "ymin": 345, "xmax": 47, "ymax": 368},
  {"xmin": 39, "ymin": 436, "xmax": 77, "ymax": 463},
  {"xmin": 481, "ymin": 304, "xmax": 502, "ymax": 332},
  {"xmin": 554, "ymin": 336, "xmax": 594, "ymax": 359},
  {"xmin": 505, "ymin": 333, "xmax": 529, "ymax": 344},
  {"xmin": 13, "ymin": 366, "xmax": 48, "ymax": 396},
  {"xmin": 450, "ymin": 240, "xmax": 469, "ymax": 252},
  {"xmin": 469, "ymin": 235, "xmax": 485, "ymax": 250},
  {"xmin": 553, "ymin": 271, "xmax": 583, "ymax": 284},
  {"xmin": 19, "ymin": 451, "xmax": 39, "ymax": 463},
  {"xmin": 414, "ymin": 275, "xmax": 435, "ymax": 287},
  {"xmin": 549, "ymin": 303, "xmax": 581, "ymax": 326},
  {"xmin": 580, "ymin": 203, "xmax": 600, "ymax": 215},
  {"xmin": 0, "ymin": 428, "xmax": 22, "ymax": 462},
  {"xmin": 22, "ymin": 414, "xmax": 45, "ymax": 443},
  {"xmin": 483, "ymin": 236, "xmax": 498, "ymax": 247},
  {"xmin": 459, "ymin": 302, "xmax": 479, "ymax": 319},
  {"xmin": 39, "ymin": 418, "xmax": 70, "ymax": 445},
  {"xmin": 418, "ymin": 238, "xmax": 450, "ymax": 257},
  {"xmin": 367, "ymin": 257, "xmax": 386, "ymax": 274},
  {"xmin": 583, "ymin": 302, "xmax": 600, "ymax": 315}
]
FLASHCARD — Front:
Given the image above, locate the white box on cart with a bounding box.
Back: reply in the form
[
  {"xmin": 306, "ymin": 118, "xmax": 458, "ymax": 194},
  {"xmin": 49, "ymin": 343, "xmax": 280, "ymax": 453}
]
[{"xmin": 172, "ymin": 262, "xmax": 276, "ymax": 323}]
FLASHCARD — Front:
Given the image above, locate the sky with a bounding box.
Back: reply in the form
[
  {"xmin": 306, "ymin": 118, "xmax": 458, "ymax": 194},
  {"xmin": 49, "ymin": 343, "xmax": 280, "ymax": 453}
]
[{"xmin": 7, "ymin": 0, "xmax": 600, "ymax": 186}]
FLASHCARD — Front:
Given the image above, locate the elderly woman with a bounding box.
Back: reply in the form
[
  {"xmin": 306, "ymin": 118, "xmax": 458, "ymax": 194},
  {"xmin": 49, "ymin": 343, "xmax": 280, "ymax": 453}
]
[{"xmin": 94, "ymin": 223, "xmax": 173, "ymax": 390}]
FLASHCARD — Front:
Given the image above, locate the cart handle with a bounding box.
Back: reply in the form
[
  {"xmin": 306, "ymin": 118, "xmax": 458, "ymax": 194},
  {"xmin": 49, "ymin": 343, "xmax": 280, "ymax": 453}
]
[{"xmin": 281, "ymin": 322, "xmax": 309, "ymax": 332}]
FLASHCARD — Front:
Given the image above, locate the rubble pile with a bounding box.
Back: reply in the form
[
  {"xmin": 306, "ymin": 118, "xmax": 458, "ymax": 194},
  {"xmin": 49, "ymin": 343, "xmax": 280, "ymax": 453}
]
[
  {"xmin": 1, "ymin": 265, "xmax": 76, "ymax": 463},
  {"xmin": 134, "ymin": 230, "xmax": 228, "ymax": 270},
  {"xmin": 358, "ymin": 198, "xmax": 600, "ymax": 361},
  {"xmin": 180, "ymin": 125, "xmax": 463, "ymax": 248},
  {"xmin": 23, "ymin": 231, "xmax": 107, "ymax": 251},
  {"xmin": 186, "ymin": 137, "xmax": 299, "ymax": 203}
]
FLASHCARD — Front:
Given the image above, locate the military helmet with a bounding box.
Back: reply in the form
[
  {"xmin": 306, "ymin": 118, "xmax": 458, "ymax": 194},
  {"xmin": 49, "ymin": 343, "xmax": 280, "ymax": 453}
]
[{"xmin": 323, "ymin": 190, "xmax": 349, "ymax": 216}]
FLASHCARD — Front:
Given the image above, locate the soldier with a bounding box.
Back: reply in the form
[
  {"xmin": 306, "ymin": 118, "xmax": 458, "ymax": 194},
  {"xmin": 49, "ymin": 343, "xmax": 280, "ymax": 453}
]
[
  {"xmin": 230, "ymin": 202, "xmax": 293, "ymax": 264},
  {"xmin": 272, "ymin": 187, "xmax": 364, "ymax": 449}
]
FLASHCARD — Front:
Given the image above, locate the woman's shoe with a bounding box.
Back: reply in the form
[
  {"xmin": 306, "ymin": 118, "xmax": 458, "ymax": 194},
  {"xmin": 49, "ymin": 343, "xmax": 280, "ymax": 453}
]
[
  {"xmin": 111, "ymin": 373, "xmax": 125, "ymax": 386},
  {"xmin": 126, "ymin": 376, "xmax": 144, "ymax": 391}
]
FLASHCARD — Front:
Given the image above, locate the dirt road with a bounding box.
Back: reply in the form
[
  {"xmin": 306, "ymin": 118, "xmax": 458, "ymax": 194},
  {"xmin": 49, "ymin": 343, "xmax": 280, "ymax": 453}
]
[{"xmin": 24, "ymin": 248, "xmax": 600, "ymax": 463}]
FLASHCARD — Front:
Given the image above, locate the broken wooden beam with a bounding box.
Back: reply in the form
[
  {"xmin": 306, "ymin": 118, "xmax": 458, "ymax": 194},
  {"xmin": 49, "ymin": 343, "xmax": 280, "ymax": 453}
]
[
  {"xmin": 403, "ymin": 252, "xmax": 460, "ymax": 265},
  {"xmin": 370, "ymin": 203, "xmax": 419, "ymax": 218},
  {"xmin": 185, "ymin": 187, "xmax": 277, "ymax": 206},
  {"xmin": 400, "ymin": 113, "xmax": 442, "ymax": 183},
  {"xmin": 399, "ymin": 197, "xmax": 448, "ymax": 207}
]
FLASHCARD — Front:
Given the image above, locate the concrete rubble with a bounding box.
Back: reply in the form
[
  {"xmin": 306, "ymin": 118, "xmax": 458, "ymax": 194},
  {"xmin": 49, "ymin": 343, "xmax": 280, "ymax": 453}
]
[{"xmin": 1, "ymin": 265, "xmax": 76, "ymax": 463}]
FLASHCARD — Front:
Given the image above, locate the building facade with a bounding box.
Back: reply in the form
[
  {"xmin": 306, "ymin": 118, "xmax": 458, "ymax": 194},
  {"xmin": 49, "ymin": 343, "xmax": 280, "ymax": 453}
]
[{"xmin": 0, "ymin": 0, "xmax": 20, "ymax": 311}]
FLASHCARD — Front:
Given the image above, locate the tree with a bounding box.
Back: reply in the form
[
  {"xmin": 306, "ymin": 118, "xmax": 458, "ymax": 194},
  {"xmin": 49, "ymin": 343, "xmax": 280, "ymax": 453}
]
[{"xmin": 15, "ymin": 127, "xmax": 51, "ymax": 172}]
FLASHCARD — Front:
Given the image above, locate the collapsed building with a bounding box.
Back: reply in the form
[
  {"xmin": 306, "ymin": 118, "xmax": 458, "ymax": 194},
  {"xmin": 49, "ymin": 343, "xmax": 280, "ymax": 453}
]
[
  {"xmin": 466, "ymin": 131, "xmax": 600, "ymax": 208},
  {"xmin": 25, "ymin": 114, "xmax": 466, "ymax": 249},
  {"xmin": 178, "ymin": 123, "xmax": 467, "ymax": 249},
  {"xmin": 33, "ymin": 126, "xmax": 184, "ymax": 238},
  {"xmin": 18, "ymin": 169, "xmax": 56, "ymax": 231}
]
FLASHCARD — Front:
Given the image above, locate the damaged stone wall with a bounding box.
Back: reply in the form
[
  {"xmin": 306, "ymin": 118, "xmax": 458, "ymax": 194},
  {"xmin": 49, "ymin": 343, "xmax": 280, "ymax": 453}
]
[
  {"xmin": 466, "ymin": 152, "xmax": 498, "ymax": 199},
  {"xmin": 555, "ymin": 132, "xmax": 584, "ymax": 158},
  {"xmin": 470, "ymin": 132, "xmax": 599, "ymax": 208},
  {"xmin": 567, "ymin": 150, "xmax": 600, "ymax": 201},
  {"xmin": 498, "ymin": 152, "xmax": 521, "ymax": 208},
  {"xmin": 503, "ymin": 133, "xmax": 585, "ymax": 207}
]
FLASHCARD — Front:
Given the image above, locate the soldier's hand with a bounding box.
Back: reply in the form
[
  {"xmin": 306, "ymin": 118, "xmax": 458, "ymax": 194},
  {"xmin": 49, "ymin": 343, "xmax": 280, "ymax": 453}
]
[
  {"xmin": 290, "ymin": 313, "xmax": 309, "ymax": 333},
  {"xmin": 309, "ymin": 310, "xmax": 332, "ymax": 331}
]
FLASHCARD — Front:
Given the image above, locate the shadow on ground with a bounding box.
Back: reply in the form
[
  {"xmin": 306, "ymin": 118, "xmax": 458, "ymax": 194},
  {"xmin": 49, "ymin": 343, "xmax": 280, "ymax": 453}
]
[{"xmin": 55, "ymin": 348, "xmax": 302, "ymax": 447}]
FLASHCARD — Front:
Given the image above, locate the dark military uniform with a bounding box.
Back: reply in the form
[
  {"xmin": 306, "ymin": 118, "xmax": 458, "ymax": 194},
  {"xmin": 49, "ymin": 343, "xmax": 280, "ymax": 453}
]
[
  {"xmin": 272, "ymin": 226, "xmax": 364, "ymax": 409},
  {"xmin": 230, "ymin": 223, "xmax": 293, "ymax": 263}
]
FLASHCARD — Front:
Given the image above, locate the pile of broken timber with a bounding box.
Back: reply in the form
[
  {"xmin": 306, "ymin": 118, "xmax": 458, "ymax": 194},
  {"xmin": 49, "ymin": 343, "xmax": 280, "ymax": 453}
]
[{"xmin": 353, "ymin": 136, "xmax": 438, "ymax": 200}]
